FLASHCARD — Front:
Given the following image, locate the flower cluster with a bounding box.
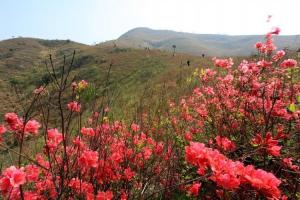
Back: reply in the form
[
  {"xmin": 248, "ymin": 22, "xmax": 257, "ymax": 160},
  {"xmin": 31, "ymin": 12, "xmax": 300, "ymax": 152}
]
[
  {"xmin": 251, "ymin": 132, "xmax": 282, "ymax": 157},
  {"xmin": 174, "ymin": 26, "xmax": 299, "ymax": 198},
  {"xmin": 4, "ymin": 113, "xmax": 40, "ymax": 136},
  {"xmin": 0, "ymin": 166, "xmax": 26, "ymax": 195},
  {"xmin": 185, "ymin": 142, "xmax": 281, "ymax": 198},
  {"xmin": 212, "ymin": 57, "xmax": 234, "ymax": 69},
  {"xmin": 67, "ymin": 101, "xmax": 81, "ymax": 112},
  {"xmin": 215, "ymin": 135, "xmax": 236, "ymax": 152}
]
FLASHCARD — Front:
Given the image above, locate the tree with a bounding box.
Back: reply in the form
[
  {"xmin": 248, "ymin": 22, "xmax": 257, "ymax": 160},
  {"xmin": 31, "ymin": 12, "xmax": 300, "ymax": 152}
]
[{"xmin": 172, "ymin": 45, "xmax": 176, "ymax": 56}]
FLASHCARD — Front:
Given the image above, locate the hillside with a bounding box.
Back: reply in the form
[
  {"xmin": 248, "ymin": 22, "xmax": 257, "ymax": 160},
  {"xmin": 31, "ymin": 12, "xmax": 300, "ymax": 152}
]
[
  {"xmin": 0, "ymin": 37, "xmax": 211, "ymax": 118},
  {"xmin": 1, "ymin": 33, "xmax": 300, "ymax": 200},
  {"xmin": 112, "ymin": 27, "xmax": 300, "ymax": 56}
]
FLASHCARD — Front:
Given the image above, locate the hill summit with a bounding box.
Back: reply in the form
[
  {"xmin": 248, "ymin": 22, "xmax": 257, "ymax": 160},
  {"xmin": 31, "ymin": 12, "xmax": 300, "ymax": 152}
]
[{"xmin": 113, "ymin": 27, "xmax": 300, "ymax": 56}]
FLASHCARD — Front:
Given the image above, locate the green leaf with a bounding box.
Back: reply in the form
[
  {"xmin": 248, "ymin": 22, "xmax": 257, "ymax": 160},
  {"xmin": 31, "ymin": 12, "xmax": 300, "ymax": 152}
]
[
  {"xmin": 81, "ymin": 85, "xmax": 97, "ymax": 102},
  {"xmin": 297, "ymin": 96, "xmax": 300, "ymax": 103},
  {"xmin": 288, "ymin": 103, "xmax": 296, "ymax": 112}
]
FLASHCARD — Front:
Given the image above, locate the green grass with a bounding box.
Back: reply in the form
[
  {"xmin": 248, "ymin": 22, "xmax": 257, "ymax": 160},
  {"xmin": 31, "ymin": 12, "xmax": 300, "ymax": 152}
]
[
  {"xmin": 0, "ymin": 38, "xmax": 213, "ymax": 167},
  {"xmin": 0, "ymin": 37, "xmax": 212, "ymax": 120}
]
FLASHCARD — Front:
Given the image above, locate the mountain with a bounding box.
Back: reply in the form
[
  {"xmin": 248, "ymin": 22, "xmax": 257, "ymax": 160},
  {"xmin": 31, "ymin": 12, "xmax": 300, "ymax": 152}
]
[
  {"xmin": 0, "ymin": 37, "xmax": 210, "ymax": 118},
  {"xmin": 113, "ymin": 27, "xmax": 300, "ymax": 56}
]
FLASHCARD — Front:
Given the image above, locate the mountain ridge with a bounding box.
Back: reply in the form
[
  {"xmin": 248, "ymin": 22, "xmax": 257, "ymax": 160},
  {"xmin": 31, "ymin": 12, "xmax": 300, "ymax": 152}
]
[
  {"xmin": 2, "ymin": 28, "xmax": 299, "ymax": 56},
  {"xmin": 115, "ymin": 27, "xmax": 300, "ymax": 56}
]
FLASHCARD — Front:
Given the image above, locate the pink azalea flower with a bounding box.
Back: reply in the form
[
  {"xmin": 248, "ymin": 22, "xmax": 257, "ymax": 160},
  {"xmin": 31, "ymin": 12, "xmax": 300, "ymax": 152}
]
[{"xmin": 67, "ymin": 101, "xmax": 81, "ymax": 112}]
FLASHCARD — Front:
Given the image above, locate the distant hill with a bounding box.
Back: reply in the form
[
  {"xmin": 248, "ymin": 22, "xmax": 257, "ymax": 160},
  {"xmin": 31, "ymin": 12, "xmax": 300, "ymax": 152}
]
[{"xmin": 112, "ymin": 27, "xmax": 300, "ymax": 56}]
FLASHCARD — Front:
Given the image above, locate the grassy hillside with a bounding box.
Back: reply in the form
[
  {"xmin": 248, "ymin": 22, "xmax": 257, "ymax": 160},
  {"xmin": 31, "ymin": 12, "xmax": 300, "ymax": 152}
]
[
  {"xmin": 0, "ymin": 37, "xmax": 213, "ymax": 167},
  {"xmin": 1, "ymin": 34, "xmax": 300, "ymax": 199},
  {"xmin": 112, "ymin": 27, "xmax": 300, "ymax": 56},
  {"xmin": 0, "ymin": 37, "xmax": 212, "ymax": 119}
]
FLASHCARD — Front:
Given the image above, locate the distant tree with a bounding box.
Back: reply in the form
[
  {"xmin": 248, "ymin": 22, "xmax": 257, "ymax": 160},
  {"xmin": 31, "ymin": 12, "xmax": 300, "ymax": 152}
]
[
  {"xmin": 187, "ymin": 60, "xmax": 190, "ymax": 66},
  {"xmin": 172, "ymin": 45, "xmax": 176, "ymax": 56},
  {"xmin": 202, "ymin": 54, "xmax": 205, "ymax": 58}
]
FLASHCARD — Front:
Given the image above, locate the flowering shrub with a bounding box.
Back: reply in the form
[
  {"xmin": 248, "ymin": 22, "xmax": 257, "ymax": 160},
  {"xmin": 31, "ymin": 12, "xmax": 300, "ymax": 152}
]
[
  {"xmin": 0, "ymin": 26, "xmax": 299, "ymax": 199},
  {"xmin": 171, "ymin": 27, "xmax": 300, "ymax": 199},
  {"xmin": 185, "ymin": 142, "xmax": 281, "ymax": 198}
]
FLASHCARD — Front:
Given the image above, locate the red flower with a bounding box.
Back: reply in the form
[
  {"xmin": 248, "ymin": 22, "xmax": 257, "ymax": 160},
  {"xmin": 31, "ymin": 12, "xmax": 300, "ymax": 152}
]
[
  {"xmin": 187, "ymin": 183, "xmax": 201, "ymax": 197},
  {"xmin": 270, "ymin": 27, "xmax": 281, "ymax": 35},
  {"xmin": 121, "ymin": 192, "xmax": 128, "ymax": 200},
  {"xmin": 25, "ymin": 165, "xmax": 39, "ymax": 182},
  {"xmin": 212, "ymin": 57, "xmax": 234, "ymax": 69},
  {"xmin": 216, "ymin": 135, "xmax": 236, "ymax": 151},
  {"xmin": 212, "ymin": 173, "xmax": 240, "ymax": 189},
  {"xmin": 24, "ymin": 120, "xmax": 41, "ymax": 135},
  {"xmin": 78, "ymin": 150, "xmax": 99, "ymax": 169},
  {"xmin": 223, "ymin": 74, "xmax": 234, "ymax": 84},
  {"xmin": 255, "ymin": 42, "xmax": 263, "ymax": 49},
  {"xmin": 257, "ymin": 60, "xmax": 272, "ymax": 68},
  {"xmin": 280, "ymin": 59, "xmax": 297, "ymax": 68},
  {"xmin": 154, "ymin": 142, "xmax": 164, "ymax": 155},
  {"xmin": 185, "ymin": 142, "xmax": 281, "ymax": 198},
  {"xmin": 131, "ymin": 123, "xmax": 139, "ymax": 132},
  {"xmin": 0, "ymin": 166, "xmax": 26, "ymax": 193},
  {"xmin": 4, "ymin": 113, "xmax": 19, "ymax": 125},
  {"xmin": 272, "ymin": 50, "xmax": 285, "ymax": 62},
  {"xmin": 46, "ymin": 128, "xmax": 63, "ymax": 150},
  {"xmin": 143, "ymin": 147, "xmax": 152, "ymax": 160},
  {"xmin": 267, "ymin": 145, "xmax": 281, "ymax": 157},
  {"xmin": 24, "ymin": 191, "xmax": 41, "ymax": 199},
  {"xmin": 96, "ymin": 190, "xmax": 113, "ymax": 200},
  {"xmin": 0, "ymin": 125, "xmax": 6, "ymax": 142},
  {"xmin": 67, "ymin": 101, "xmax": 81, "ymax": 112},
  {"xmin": 0, "ymin": 125, "xmax": 6, "ymax": 135},
  {"xmin": 184, "ymin": 132, "xmax": 192, "ymax": 141},
  {"xmin": 283, "ymin": 158, "xmax": 299, "ymax": 171},
  {"xmin": 124, "ymin": 167, "xmax": 135, "ymax": 181},
  {"xmin": 4, "ymin": 112, "xmax": 23, "ymax": 131},
  {"xmin": 244, "ymin": 166, "xmax": 281, "ymax": 198},
  {"xmin": 251, "ymin": 133, "xmax": 281, "ymax": 157},
  {"xmin": 81, "ymin": 127, "xmax": 95, "ymax": 136}
]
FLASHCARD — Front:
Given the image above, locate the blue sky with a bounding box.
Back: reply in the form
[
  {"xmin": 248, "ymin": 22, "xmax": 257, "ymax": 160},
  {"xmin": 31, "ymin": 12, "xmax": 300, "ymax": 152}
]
[{"xmin": 1, "ymin": 0, "xmax": 300, "ymax": 44}]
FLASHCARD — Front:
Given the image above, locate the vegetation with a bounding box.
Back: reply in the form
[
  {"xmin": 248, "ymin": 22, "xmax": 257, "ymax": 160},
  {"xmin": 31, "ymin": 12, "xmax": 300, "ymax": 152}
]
[
  {"xmin": 0, "ymin": 37, "xmax": 208, "ymax": 118},
  {"xmin": 0, "ymin": 27, "xmax": 300, "ymax": 200},
  {"xmin": 114, "ymin": 27, "xmax": 300, "ymax": 56}
]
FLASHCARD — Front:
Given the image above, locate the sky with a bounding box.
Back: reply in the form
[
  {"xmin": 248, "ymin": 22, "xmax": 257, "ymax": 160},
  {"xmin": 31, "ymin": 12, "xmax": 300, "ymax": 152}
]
[{"xmin": 1, "ymin": 0, "xmax": 300, "ymax": 44}]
